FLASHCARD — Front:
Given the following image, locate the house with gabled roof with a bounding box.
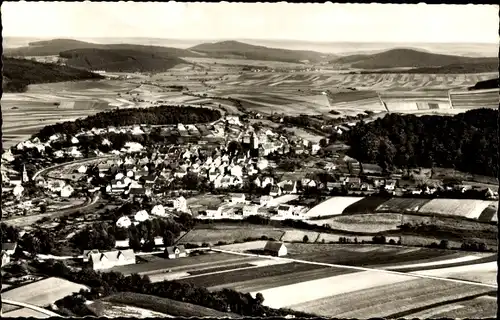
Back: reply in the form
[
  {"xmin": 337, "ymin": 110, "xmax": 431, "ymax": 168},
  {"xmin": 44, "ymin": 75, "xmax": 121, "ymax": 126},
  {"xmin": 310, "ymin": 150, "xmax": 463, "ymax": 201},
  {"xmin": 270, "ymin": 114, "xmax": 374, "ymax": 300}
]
[
  {"xmin": 264, "ymin": 241, "xmax": 287, "ymax": 257},
  {"xmin": 89, "ymin": 249, "xmax": 136, "ymax": 270},
  {"xmin": 165, "ymin": 245, "xmax": 187, "ymax": 259}
]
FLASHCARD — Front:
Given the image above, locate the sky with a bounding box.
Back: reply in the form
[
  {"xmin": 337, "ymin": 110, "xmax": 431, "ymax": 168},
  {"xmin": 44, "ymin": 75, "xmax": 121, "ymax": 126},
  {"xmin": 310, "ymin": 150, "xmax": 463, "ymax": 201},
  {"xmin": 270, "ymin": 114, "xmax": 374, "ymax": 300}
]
[{"xmin": 2, "ymin": 2, "xmax": 499, "ymax": 43}]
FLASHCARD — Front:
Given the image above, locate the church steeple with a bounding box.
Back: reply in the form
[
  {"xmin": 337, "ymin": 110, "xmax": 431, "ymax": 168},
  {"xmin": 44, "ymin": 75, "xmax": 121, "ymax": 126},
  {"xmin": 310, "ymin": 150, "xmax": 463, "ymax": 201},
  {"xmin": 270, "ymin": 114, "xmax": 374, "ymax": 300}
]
[{"xmin": 22, "ymin": 164, "xmax": 29, "ymax": 183}]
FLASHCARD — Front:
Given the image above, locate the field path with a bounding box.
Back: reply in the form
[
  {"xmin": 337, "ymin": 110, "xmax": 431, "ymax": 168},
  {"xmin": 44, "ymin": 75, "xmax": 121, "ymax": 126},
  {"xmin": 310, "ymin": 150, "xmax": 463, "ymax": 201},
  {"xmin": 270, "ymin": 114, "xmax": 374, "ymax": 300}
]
[
  {"xmin": 2, "ymin": 299, "xmax": 60, "ymax": 317},
  {"xmin": 211, "ymin": 248, "xmax": 497, "ymax": 289}
]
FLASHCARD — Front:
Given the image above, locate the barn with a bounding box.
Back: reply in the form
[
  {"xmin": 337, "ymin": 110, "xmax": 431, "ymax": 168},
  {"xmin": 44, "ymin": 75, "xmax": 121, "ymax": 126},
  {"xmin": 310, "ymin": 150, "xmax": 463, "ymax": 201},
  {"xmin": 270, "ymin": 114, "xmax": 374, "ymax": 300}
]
[
  {"xmin": 89, "ymin": 249, "xmax": 136, "ymax": 270},
  {"xmin": 165, "ymin": 245, "xmax": 187, "ymax": 259},
  {"xmin": 264, "ymin": 241, "xmax": 287, "ymax": 257}
]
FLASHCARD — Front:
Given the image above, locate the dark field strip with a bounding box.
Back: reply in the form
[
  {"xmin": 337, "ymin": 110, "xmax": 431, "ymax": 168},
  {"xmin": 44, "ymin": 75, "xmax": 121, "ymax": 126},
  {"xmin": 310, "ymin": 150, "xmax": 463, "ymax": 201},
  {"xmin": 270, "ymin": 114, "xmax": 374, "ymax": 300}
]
[
  {"xmin": 478, "ymin": 206, "xmax": 497, "ymax": 222},
  {"xmin": 187, "ymin": 263, "xmax": 255, "ymax": 276},
  {"xmin": 396, "ymin": 254, "xmax": 498, "ymax": 273},
  {"xmin": 177, "ymin": 262, "xmax": 324, "ymax": 288},
  {"xmin": 387, "ymin": 291, "xmax": 497, "ymax": 319},
  {"xmin": 291, "ymin": 248, "xmax": 452, "ymax": 268},
  {"xmin": 342, "ymin": 197, "xmax": 391, "ymax": 214},
  {"xmin": 112, "ymin": 252, "xmax": 244, "ymax": 275},
  {"xmin": 211, "ymin": 267, "xmax": 360, "ymax": 293}
]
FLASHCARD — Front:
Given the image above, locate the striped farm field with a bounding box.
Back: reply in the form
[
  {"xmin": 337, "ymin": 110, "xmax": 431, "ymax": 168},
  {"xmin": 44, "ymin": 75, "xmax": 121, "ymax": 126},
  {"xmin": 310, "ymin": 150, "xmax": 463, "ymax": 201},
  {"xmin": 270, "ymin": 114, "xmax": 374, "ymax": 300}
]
[
  {"xmin": 411, "ymin": 261, "xmax": 498, "ymax": 286},
  {"xmin": 281, "ymin": 230, "xmax": 320, "ymax": 242},
  {"xmin": 1, "ymin": 307, "xmax": 52, "ymax": 318},
  {"xmin": 257, "ymin": 270, "xmax": 415, "ymax": 309},
  {"xmin": 417, "ymin": 199, "xmax": 494, "ymax": 219},
  {"xmin": 413, "ymin": 295, "xmax": 498, "ymax": 318},
  {"xmin": 375, "ymin": 198, "xmax": 431, "ymax": 213},
  {"xmin": 478, "ymin": 202, "xmax": 498, "ymax": 222},
  {"xmin": 288, "ymin": 277, "xmax": 495, "ymax": 318},
  {"xmin": 305, "ymin": 197, "xmax": 365, "ymax": 218},
  {"xmin": 1, "ymin": 277, "xmax": 88, "ymax": 308}
]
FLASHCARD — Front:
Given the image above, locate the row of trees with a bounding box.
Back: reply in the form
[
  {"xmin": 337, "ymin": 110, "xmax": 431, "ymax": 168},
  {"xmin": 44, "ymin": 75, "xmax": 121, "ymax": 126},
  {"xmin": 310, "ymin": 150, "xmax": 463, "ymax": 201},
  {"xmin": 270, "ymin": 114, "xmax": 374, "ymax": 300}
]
[
  {"xmin": 345, "ymin": 109, "xmax": 499, "ymax": 176},
  {"xmin": 34, "ymin": 105, "xmax": 221, "ymax": 142}
]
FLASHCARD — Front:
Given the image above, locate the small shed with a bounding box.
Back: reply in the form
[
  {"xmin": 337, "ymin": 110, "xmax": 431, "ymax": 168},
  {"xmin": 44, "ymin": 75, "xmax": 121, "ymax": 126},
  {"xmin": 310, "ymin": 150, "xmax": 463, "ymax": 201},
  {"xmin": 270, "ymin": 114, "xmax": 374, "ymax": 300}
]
[
  {"xmin": 264, "ymin": 241, "xmax": 287, "ymax": 257},
  {"xmin": 165, "ymin": 245, "xmax": 187, "ymax": 259}
]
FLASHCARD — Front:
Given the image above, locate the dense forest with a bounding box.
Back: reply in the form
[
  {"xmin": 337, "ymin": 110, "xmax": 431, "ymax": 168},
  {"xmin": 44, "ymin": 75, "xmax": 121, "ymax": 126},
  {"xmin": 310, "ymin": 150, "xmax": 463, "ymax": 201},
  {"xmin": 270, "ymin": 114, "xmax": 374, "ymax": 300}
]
[
  {"xmin": 59, "ymin": 48, "xmax": 185, "ymax": 73},
  {"xmin": 2, "ymin": 57, "xmax": 104, "ymax": 93},
  {"xmin": 469, "ymin": 78, "xmax": 499, "ymax": 90},
  {"xmin": 344, "ymin": 109, "xmax": 499, "ymax": 177},
  {"xmin": 34, "ymin": 105, "xmax": 221, "ymax": 142}
]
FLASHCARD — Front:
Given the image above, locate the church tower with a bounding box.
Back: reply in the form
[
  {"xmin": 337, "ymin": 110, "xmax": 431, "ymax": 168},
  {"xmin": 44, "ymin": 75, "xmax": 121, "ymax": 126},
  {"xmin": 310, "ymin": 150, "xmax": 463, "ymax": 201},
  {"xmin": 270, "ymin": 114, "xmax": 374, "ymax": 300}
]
[{"xmin": 22, "ymin": 164, "xmax": 30, "ymax": 183}]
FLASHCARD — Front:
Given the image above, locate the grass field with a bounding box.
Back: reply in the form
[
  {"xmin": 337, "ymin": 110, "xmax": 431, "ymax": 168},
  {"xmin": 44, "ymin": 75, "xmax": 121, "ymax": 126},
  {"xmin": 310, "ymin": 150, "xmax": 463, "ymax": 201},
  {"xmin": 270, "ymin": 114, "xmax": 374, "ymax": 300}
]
[
  {"xmin": 307, "ymin": 213, "xmax": 403, "ymax": 233},
  {"xmin": 179, "ymin": 226, "xmax": 285, "ymax": 245},
  {"xmin": 419, "ymin": 295, "xmax": 497, "ymax": 318},
  {"xmin": 342, "ymin": 197, "xmax": 391, "ymax": 214},
  {"xmin": 376, "ymin": 198, "xmax": 431, "ymax": 213},
  {"xmin": 88, "ymin": 301, "xmax": 171, "ymax": 318},
  {"xmin": 94, "ymin": 292, "xmax": 239, "ymax": 317},
  {"xmin": 2, "ymin": 307, "xmax": 51, "ymax": 318},
  {"xmin": 281, "ymin": 230, "xmax": 320, "ymax": 242},
  {"xmin": 1, "ymin": 277, "xmax": 88, "ymax": 308}
]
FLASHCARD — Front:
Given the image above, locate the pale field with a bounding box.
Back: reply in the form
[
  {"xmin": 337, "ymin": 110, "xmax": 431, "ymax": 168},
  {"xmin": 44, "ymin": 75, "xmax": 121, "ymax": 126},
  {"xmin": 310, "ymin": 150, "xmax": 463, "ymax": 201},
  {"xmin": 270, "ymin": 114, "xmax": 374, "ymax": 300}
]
[
  {"xmin": 316, "ymin": 233, "xmax": 400, "ymax": 244},
  {"xmin": 1, "ymin": 277, "xmax": 89, "ymax": 307},
  {"xmin": 214, "ymin": 240, "xmax": 269, "ymax": 252},
  {"xmin": 305, "ymin": 197, "xmax": 365, "ymax": 218},
  {"xmin": 289, "ymin": 277, "xmax": 494, "ymax": 318},
  {"xmin": 385, "ymin": 254, "xmax": 487, "ymax": 270},
  {"xmin": 417, "ymin": 199, "xmax": 494, "ymax": 219},
  {"xmin": 254, "ymin": 270, "xmax": 414, "ymax": 309},
  {"xmin": 2, "ymin": 307, "xmax": 51, "ymax": 318},
  {"xmin": 306, "ymin": 213, "xmax": 403, "ymax": 233},
  {"xmin": 88, "ymin": 301, "xmax": 172, "ymax": 318},
  {"xmin": 281, "ymin": 230, "xmax": 320, "ymax": 242},
  {"xmin": 282, "ymin": 127, "xmax": 325, "ymax": 143},
  {"xmin": 411, "ymin": 261, "xmax": 498, "ymax": 286}
]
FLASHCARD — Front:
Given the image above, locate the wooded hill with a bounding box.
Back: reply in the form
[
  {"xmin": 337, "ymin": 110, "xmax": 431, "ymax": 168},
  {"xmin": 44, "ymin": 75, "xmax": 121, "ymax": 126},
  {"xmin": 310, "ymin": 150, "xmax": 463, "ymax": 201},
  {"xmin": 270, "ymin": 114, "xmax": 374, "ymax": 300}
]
[{"xmin": 2, "ymin": 57, "xmax": 104, "ymax": 93}]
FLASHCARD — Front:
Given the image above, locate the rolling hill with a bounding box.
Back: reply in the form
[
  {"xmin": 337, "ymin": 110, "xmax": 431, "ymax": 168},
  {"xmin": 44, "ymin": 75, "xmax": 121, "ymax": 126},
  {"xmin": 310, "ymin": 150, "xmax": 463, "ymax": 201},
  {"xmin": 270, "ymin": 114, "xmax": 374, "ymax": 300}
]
[
  {"xmin": 3, "ymin": 38, "xmax": 200, "ymax": 58},
  {"xmin": 2, "ymin": 57, "xmax": 104, "ymax": 93},
  {"xmin": 59, "ymin": 48, "xmax": 186, "ymax": 72},
  {"xmin": 189, "ymin": 40, "xmax": 335, "ymax": 63},
  {"xmin": 333, "ymin": 48, "xmax": 497, "ymax": 69}
]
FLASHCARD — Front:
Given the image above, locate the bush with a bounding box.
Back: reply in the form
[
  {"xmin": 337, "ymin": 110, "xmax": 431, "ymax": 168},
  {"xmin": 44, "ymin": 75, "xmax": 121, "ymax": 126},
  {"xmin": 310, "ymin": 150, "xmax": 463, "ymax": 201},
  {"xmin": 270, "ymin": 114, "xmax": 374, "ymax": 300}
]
[
  {"xmin": 438, "ymin": 239, "xmax": 449, "ymax": 249},
  {"xmin": 372, "ymin": 235, "xmax": 387, "ymax": 244},
  {"xmin": 303, "ymin": 235, "xmax": 309, "ymax": 243}
]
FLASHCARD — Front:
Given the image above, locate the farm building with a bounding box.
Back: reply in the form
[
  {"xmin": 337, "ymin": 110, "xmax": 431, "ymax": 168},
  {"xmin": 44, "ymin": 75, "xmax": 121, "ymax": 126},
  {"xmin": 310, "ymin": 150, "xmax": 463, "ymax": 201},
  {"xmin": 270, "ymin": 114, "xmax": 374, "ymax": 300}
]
[
  {"xmin": 2, "ymin": 242, "xmax": 17, "ymax": 267},
  {"xmin": 165, "ymin": 245, "xmax": 188, "ymax": 259},
  {"xmin": 264, "ymin": 241, "xmax": 287, "ymax": 257},
  {"xmin": 82, "ymin": 249, "xmax": 100, "ymax": 262},
  {"xmin": 60, "ymin": 185, "xmax": 74, "ymax": 198},
  {"xmin": 89, "ymin": 249, "xmax": 136, "ymax": 270}
]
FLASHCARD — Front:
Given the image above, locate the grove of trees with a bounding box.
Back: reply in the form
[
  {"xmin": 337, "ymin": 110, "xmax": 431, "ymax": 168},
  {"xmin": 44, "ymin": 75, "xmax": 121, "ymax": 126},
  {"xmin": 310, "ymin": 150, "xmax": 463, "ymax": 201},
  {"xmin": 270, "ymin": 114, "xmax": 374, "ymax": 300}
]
[{"xmin": 344, "ymin": 109, "xmax": 498, "ymax": 176}]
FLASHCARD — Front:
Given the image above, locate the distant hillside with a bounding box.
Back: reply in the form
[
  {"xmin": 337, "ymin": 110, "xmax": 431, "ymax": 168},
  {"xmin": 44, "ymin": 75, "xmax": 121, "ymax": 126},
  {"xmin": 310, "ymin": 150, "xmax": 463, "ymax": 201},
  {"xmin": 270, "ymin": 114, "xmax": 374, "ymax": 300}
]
[
  {"xmin": 2, "ymin": 57, "xmax": 104, "ymax": 93},
  {"xmin": 190, "ymin": 40, "xmax": 335, "ymax": 63},
  {"xmin": 3, "ymin": 38, "xmax": 200, "ymax": 58},
  {"xmin": 59, "ymin": 48, "xmax": 186, "ymax": 72},
  {"xmin": 333, "ymin": 48, "xmax": 497, "ymax": 69},
  {"xmin": 469, "ymin": 78, "xmax": 499, "ymax": 90},
  {"xmin": 356, "ymin": 61, "xmax": 499, "ymax": 74}
]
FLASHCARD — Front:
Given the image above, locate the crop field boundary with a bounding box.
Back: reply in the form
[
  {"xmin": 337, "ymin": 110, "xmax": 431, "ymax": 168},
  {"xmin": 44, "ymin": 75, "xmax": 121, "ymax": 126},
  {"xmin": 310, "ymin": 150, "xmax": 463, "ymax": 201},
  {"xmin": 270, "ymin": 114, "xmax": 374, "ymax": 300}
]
[
  {"xmin": 211, "ymin": 249, "xmax": 497, "ymax": 289},
  {"xmin": 2, "ymin": 299, "xmax": 60, "ymax": 317}
]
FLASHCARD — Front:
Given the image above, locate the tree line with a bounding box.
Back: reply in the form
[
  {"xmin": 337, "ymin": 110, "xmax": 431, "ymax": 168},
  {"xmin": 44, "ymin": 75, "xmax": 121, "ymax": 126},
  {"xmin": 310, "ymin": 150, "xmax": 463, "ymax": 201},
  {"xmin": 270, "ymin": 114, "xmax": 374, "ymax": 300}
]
[
  {"xmin": 34, "ymin": 105, "xmax": 221, "ymax": 142},
  {"xmin": 344, "ymin": 109, "xmax": 499, "ymax": 176}
]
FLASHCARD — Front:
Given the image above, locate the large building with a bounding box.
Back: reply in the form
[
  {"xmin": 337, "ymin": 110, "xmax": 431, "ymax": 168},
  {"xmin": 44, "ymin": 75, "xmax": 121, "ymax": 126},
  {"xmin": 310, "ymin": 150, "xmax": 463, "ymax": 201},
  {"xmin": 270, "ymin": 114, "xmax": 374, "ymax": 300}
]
[
  {"xmin": 89, "ymin": 249, "xmax": 136, "ymax": 270},
  {"xmin": 263, "ymin": 241, "xmax": 287, "ymax": 257}
]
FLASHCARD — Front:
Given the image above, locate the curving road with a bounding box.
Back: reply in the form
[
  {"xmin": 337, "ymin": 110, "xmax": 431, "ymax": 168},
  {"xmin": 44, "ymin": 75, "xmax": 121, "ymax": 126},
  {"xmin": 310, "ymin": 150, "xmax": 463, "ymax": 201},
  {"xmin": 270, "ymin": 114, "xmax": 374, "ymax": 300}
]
[{"xmin": 2, "ymin": 299, "xmax": 60, "ymax": 317}]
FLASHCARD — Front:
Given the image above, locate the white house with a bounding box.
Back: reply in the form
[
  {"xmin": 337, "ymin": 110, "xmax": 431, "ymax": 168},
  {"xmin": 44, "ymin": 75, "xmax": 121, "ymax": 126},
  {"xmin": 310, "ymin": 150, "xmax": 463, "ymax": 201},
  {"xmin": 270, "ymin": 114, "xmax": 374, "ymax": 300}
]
[
  {"xmin": 115, "ymin": 172, "xmax": 125, "ymax": 180},
  {"xmin": 124, "ymin": 142, "xmax": 143, "ymax": 153},
  {"xmin": 116, "ymin": 216, "xmax": 132, "ymax": 228},
  {"xmin": 254, "ymin": 177, "xmax": 262, "ymax": 187},
  {"xmin": 71, "ymin": 136, "xmax": 79, "ymax": 144},
  {"xmin": 13, "ymin": 184, "xmax": 24, "ymax": 198},
  {"xmin": 134, "ymin": 210, "xmax": 150, "ymax": 222},
  {"xmin": 243, "ymin": 204, "xmax": 260, "ymax": 216},
  {"xmin": 165, "ymin": 245, "xmax": 188, "ymax": 259},
  {"xmin": 230, "ymin": 165, "xmax": 243, "ymax": 178},
  {"xmin": 264, "ymin": 241, "xmax": 287, "ymax": 257},
  {"xmin": 261, "ymin": 177, "xmax": 274, "ymax": 188},
  {"xmin": 385, "ymin": 180, "xmax": 397, "ymax": 191},
  {"xmin": 60, "ymin": 185, "xmax": 74, "ymax": 198},
  {"xmin": 2, "ymin": 150, "xmax": 15, "ymax": 163},
  {"xmin": 260, "ymin": 195, "xmax": 274, "ymax": 207},
  {"xmin": 257, "ymin": 159, "xmax": 269, "ymax": 171},
  {"xmin": 311, "ymin": 144, "xmax": 321, "ymax": 155},
  {"xmin": 131, "ymin": 126, "xmax": 144, "ymax": 135},
  {"xmin": 77, "ymin": 165, "xmax": 87, "ymax": 174},
  {"xmin": 230, "ymin": 193, "xmax": 246, "ymax": 203},
  {"xmin": 277, "ymin": 205, "xmax": 294, "ymax": 217},
  {"xmin": 151, "ymin": 204, "xmax": 167, "ymax": 217}
]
